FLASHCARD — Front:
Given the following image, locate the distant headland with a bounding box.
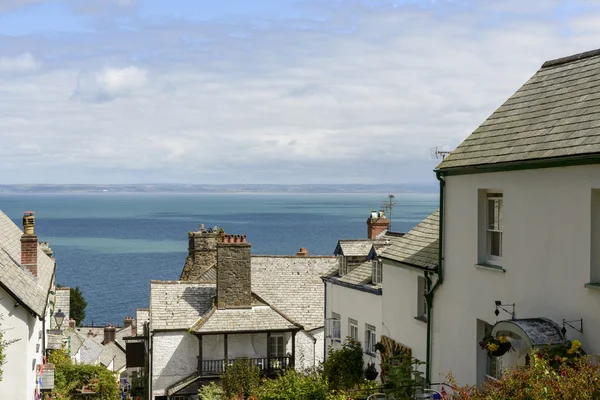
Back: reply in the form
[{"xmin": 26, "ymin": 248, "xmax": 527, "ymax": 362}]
[{"xmin": 0, "ymin": 183, "xmax": 437, "ymax": 194}]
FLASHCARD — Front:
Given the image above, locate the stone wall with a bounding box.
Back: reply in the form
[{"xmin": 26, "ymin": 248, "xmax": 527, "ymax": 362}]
[
  {"xmin": 216, "ymin": 242, "xmax": 252, "ymax": 308},
  {"xmin": 180, "ymin": 230, "xmax": 220, "ymax": 281},
  {"xmin": 151, "ymin": 331, "xmax": 199, "ymax": 399}
]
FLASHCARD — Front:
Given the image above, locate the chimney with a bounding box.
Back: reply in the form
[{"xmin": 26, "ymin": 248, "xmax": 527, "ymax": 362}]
[
  {"xmin": 180, "ymin": 225, "xmax": 223, "ymax": 281},
  {"xmin": 216, "ymin": 234, "xmax": 251, "ymax": 309},
  {"xmin": 124, "ymin": 316, "xmax": 135, "ymax": 331},
  {"xmin": 39, "ymin": 242, "xmax": 53, "ymax": 258},
  {"xmin": 104, "ymin": 325, "xmax": 116, "ymax": 344},
  {"xmin": 68, "ymin": 319, "xmax": 76, "ymax": 329},
  {"xmin": 296, "ymin": 248, "xmax": 309, "ymax": 257},
  {"xmin": 21, "ymin": 211, "xmax": 38, "ymax": 277},
  {"xmin": 367, "ymin": 210, "xmax": 390, "ymax": 239},
  {"xmin": 87, "ymin": 330, "xmax": 94, "ymax": 338}
]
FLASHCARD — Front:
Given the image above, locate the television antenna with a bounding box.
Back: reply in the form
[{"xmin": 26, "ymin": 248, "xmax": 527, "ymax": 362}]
[
  {"xmin": 381, "ymin": 194, "xmax": 396, "ymax": 231},
  {"xmin": 430, "ymin": 146, "xmax": 451, "ymax": 160}
]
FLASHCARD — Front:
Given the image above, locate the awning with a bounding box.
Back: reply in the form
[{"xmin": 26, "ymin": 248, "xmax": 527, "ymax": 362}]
[{"xmin": 491, "ymin": 318, "xmax": 567, "ymax": 349}]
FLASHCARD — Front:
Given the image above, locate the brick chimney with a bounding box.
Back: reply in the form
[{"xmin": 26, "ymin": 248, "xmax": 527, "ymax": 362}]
[
  {"xmin": 216, "ymin": 234, "xmax": 251, "ymax": 309},
  {"xmin": 296, "ymin": 248, "xmax": 309, "ymax": 257},
  {"xmin": 367, "ymin": 210, "xmax": 390, "ymax": 239},
  {"xmin": 104, "ymin": 325, "xmax": 116, "ymax": 344},
  {"xmin": 180, "ymin": 225, "xmax": 223, "ymax": 281},
  {"xmin": 68, "ymin": 319, "xmax": 76, "ymax": 329},
  {"xmin": 21, "ymin": 211, "xmax": 38, "ymax": 277}
]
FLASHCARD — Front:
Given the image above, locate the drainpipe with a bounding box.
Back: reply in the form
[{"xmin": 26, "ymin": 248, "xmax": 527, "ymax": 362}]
[
  {"xmin": 323, "ymin": 281, "xmax": 327, "ymax": 361},
  {"xmin": 425, "ymin": 170, "xmax": 445, "ymax": 384}
]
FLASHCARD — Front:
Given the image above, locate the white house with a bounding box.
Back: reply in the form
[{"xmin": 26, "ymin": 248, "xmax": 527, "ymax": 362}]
[
  {"xmin": 378, "ymin": 210, "xmax": 439, "ymax": 376},
  {"xmin": 322, "ymin": 211, "xmax": 406, "ymax": 373},
  {"xmin": 149, "ymin": 230, "xmax": 337, "ymax": 400},
  {"xmin": 430, "ymin": 47, "xmax": 600, "ymax": 388},
  {"xmin": 0, "ymin": 211, "xmax": 56, "ymax": 399}
]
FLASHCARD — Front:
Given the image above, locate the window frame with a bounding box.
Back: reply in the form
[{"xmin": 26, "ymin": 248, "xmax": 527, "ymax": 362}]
[
  {"xmin": 348, "ymin": 318, "xmax": 359, "ymax": 341},
  {"xmin": 486, "ymin": 192, "xmax": 504, "ymax": 264},
  {"xmin": 329, "ymin": 312, "xmax": 341, "ymax": 342},
  {"xmin": 372, "ymin": 259, "xmax": 383, "ymax": 284},
  {"xmin": 269, "ymin": 333, "xmax": 285, "ymax": 358},
  {"xmin": 364, "ymin": 324, "xmax": 377, "ymax": 355}
]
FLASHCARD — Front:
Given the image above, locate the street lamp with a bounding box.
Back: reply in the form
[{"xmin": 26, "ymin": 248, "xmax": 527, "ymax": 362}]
[{"xmin": 54, "ymin": 309, "xmax": 65, "ymax": 330}]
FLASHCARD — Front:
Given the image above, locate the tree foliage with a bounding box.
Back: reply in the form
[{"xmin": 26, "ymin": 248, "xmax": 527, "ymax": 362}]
[
  {"xmin": 53, "ymin": 363, "xmax": 119, "ymax": 399},
  {"xmin": 256, "ymin": 369, "xmax": 330, "ymax": 400},
  {"xmin": 70, "ymin": 286, "xmax": 88, "ymax": 326},
  {"xmin": 322, "ymin": 338, "xmax": 365, "ymax": 391},
  {"xmin": 220, "ymin": 358, "xmax": 261, "ymax": 399},
  {"xmin": 47, "ymin": 347, "xmax": 71, "ymax": 367}
]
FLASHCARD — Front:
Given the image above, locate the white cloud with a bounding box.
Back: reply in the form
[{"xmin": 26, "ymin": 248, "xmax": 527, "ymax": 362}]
[
  {"xmin": 0, "ymin": 53, "xmax": 41, "ymax": 73},
  {"xmin": 72, "ymin": 66, "xmax": 148, "ymax": 102},
  {"xmin": 2, "ymin": 1, "xmax": 600, "ymax": 183}
]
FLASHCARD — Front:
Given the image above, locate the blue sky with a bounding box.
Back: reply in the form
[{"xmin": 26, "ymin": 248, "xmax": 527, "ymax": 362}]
[{"xmin": 1, "ymin": 0, "xmax": 600, "ymax": 184}]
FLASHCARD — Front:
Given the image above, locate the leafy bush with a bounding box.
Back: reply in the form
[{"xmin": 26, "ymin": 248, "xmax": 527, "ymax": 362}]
[
  {"xmin": 53, "ymin": 363, "xmax": 119, "ymax": 399},
  {"xmin": 382, "ymin": 352, "xmax": 425, "ymax": 399},
  {"xmin": 446, "ymin": 351, "xmax": 600, "ymax": 400},
  {"xmin": 256, "ymin": 369, "xmax": 329, "ymax": 400},
  {"xmin": 322, "ymin": 338, "xmax": 364, "ymax": 391},
  {"xmin": 47, "ymin": 347, "xmax": 71, "ymax": 366},
  {"xmin": 221, "ymin": 358, "xmax": 261, "ymax": 398},
  {"xmin": 198, "ymin": 381, "xmax": 225, "ymax": 400}
]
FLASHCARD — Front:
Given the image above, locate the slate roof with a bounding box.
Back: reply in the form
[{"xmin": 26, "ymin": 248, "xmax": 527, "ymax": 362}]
[
  {"xmin": 251, "ymin": 256, "xmax": 338, "ymax": 331},
  {"xmin": 438, "ymin": 48, "xmax": 600, "ymax": 170},
  {"xmin": 380, "ymin": 210, "xmax": 439, "ymax": 270},
  {"xmin": 101, "ymin": 341, "xmax": 126, "ymax": 371},
  {"xmin": 192, "ymin": 304, "xmax": 301, "ymax": 334},
  {"xmin": 65, "ymin": 329, "xmax": 85, "ymax": 355},
  {"xmin": 55, "ymin": 287, "xmax": 70, "ymax": 322},
  {"xmin": 79, "ymin": 337, "xmax": 104, "ymax": 364},
  {"xmin": 335, "ymin": 240, "xmax": 374, "ymax": 257},
  {"xmin": 0, "ymin": 211, "xmax": 56, "ymax": 317},
  {"xmin": 150, "ymin": 281, "xmax": 215, "ymax": 330},
  {"xmin": 115, "ymin": 326, "xmax": 131, "ymax": 349},
  {"xmin": 338, "ymin": 261, "xmax": 380, "ymax": 288}
]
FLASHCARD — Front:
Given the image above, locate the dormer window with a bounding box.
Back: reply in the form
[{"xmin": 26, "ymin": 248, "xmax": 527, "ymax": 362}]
[
  {"xmin": 372, "ymin": 259, "xmax": 382, "ymax": 284},
  {"xmin": 339, "ymin": 256, "xmax": 348, "ymax": 276}
]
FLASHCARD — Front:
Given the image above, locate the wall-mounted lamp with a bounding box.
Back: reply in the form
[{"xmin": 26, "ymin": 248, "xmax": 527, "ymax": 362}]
[
  {"xmin": 54, "ymin": 309, "xmax": 65, "ymax": 330},
  {"xmin": 494, "ymin": 300, "xmax": 515, "ymax": 319},
  {"xmin": 561, "ymin": 319, "xmax": 583, "ymax": 336}
]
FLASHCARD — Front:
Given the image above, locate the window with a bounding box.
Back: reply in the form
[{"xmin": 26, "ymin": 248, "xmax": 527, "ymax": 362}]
[
  {"xmin": 372, "ymin": 259, "xmax": 383, "ymax": 284},
  {"xmin": 417, "ymin": 276, "xmax": 427, "ymax": 321},
  {"xmin": 487, "ymin": 193, "xmax": 503, "ymax": 261},
  {"xmin": 328, "ymin": 312, "xmax": 341, "ymax": 342},
  {"xmin": 339, "ymin": 256, "xmax": 348, "ymax": 276},
  {"xmin": 269, "ymin": 334, "xmax": 285, "ymax": 358},
  {"xmin": 348, "ymin": 318, "xmax": 359, "ymax": 341},
  {"xmin": 365, "ymin": 324, "xmax": 376, "ymax": 355}
]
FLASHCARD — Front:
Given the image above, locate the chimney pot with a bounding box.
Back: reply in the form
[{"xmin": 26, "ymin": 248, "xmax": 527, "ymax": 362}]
[
  {"xmin": 296, "ymin": 248, "xmax": 310, "ymax": 257},
  {"xmin": 21, "ymin": 212, "xmax": 38, "ymax": 277}
]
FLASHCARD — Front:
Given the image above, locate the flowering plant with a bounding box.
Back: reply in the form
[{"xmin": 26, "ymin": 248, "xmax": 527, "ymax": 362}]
[
  {"xmin": 535, "ymin": 339, "xmax": 585, "ymax": 369},
  {"xmin": 479, "ymin": 334, "xmax": 513, "ymax": 357}
]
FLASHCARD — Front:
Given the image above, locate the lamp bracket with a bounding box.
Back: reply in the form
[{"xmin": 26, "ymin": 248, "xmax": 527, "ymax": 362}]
[
  {"xmin": 562, "ymin": 318, "xmax": 583, "ymax": 334},
  {"xmin": 495, "ymin": 302, "xmax": 515, "ymax": 320}
]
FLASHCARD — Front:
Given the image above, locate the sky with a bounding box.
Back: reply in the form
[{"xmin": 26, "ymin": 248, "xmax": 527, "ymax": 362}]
[{"xmin": 2, "ymin": 0, "xmax": 600, "ymax": 184}]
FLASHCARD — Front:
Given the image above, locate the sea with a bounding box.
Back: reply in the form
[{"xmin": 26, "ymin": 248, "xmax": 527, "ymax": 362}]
[{"xmin": 0, "ymin": 192, "xmax": 438, "ymax": 326}]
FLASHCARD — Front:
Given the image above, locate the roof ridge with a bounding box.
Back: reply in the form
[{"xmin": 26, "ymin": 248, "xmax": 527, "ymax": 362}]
[{"xmin": 542, "ymin": 48, "xmax": 600, "ymax": 69}]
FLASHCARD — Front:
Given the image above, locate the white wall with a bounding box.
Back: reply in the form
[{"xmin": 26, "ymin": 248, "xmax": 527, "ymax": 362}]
[
  {"xmin": 381, "ymin": 263, "xmax": 428, "ymax": 365},
  {"xmin": 433, "ymin": 165, "xmax": 600, "ymax": 386},
  {"xmin": 325, "ymin": 282, "xmax": 382, "ymax": 370},
  {"xmin": 0, "ymin": 286, "xmax": 44, "ymax": 400},
  {"xmin": 151, "ymin": 331, "xmax": 198, "ymax": 399}
]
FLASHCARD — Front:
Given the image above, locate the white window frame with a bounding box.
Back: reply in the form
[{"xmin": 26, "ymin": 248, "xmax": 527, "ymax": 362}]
[
  {"xmin": 417, "ymin": 276, "xmax": 427, "ymax": 320},
  {"xmin": 486, "ymin": 192, "xmax": 503, "ymax": 263},
  {"xmin": 365, "ymin": 324, "xmax": 376, "ymax": 355},
  {"xmin": 328, "ymin": 312, "xmax": 341, "ymax": 342},
  {"xmin": 372, "ymin": 259, "xmax": 383, "ymax": 284},
  {"xmin": 269, "ymin": 334, "xmax": 285, "ymax": 358},
  {"xmin": 339, "ymin": 256, "xmax": 348, "ymax": 276},
  {"xmin": 348, "ymin": 318, "xmax": 359, "ymax": 341}
]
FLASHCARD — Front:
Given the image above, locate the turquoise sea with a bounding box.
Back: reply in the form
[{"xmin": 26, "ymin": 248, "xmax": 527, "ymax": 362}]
[{"xmin": 0, "ymin": 193, "xmax": 438, "ymax": 325}]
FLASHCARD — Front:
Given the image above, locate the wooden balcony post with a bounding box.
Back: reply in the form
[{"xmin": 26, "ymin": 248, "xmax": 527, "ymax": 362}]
[
  {"xmin": 266, "ymin": 332, "xmax": 271, "ymax": 374},
  {"xmin": 224, "ymin": 334, "xmax": 228, "ymax": 362},
  {"xmin": 291, "ymin": 331, "xmax": 296, "ymax": 369}
]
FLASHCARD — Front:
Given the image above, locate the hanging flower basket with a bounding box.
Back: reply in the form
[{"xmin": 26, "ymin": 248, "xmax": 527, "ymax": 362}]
[
  {"xmin": 364, "ymin": 362, "xmax": 379, "ymax": 381},
  {"xmin": 479, "ymin": 335, "xmax": 513, "ymax": 357}
]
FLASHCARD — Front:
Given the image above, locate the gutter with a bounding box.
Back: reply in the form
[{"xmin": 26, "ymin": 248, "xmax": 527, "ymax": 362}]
[
  {"xmin": 425, "ymin": 170, "xmax": 445, "ymax": 384},
  {"xmin": 323, "ymin": 280, "xmax": 327, "ymax": 362}
]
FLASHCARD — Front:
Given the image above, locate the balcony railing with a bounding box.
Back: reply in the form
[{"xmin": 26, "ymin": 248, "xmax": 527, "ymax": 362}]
[{"xmin": 199, "ymin": 357, "xmax": 292, "ymax": 376}]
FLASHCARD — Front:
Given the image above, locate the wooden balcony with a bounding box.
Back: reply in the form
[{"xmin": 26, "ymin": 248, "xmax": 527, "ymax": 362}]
[{"xmin": 198, "ymin": 357, "xmax": 292, "ymax": 377}]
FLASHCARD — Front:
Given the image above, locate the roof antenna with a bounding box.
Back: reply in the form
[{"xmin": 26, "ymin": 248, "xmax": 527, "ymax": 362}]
[
  {"xmin": 430, "ymin": 146, "xmax": 451, "ymax": 160},
  {"xmin": 381, "ymin": 194, "xmax": 396, "ymax": 231}
]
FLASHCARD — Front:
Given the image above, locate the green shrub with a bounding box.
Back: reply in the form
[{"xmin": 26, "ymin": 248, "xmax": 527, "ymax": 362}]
[
  {"xmin": 256, "ymin": 369, "xmax": 329, "ymax": 400},
  {"xmin": 198, "ymin": 381, "xmax": 225, "ymax": 400},
  {"xmin": 53, "ymin": 363, "xmax": 119, "ymax": 399},
  {"xmin": 447, "ymin": 351, "xmax": 600, "ymax": 400},
  {"xmin": 221, "ymin": 359, "xmax": 261, "ymax": 398},
  {"xmin": 322, "ymin": 338, "xmax": 364, "ymax": 391}
]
